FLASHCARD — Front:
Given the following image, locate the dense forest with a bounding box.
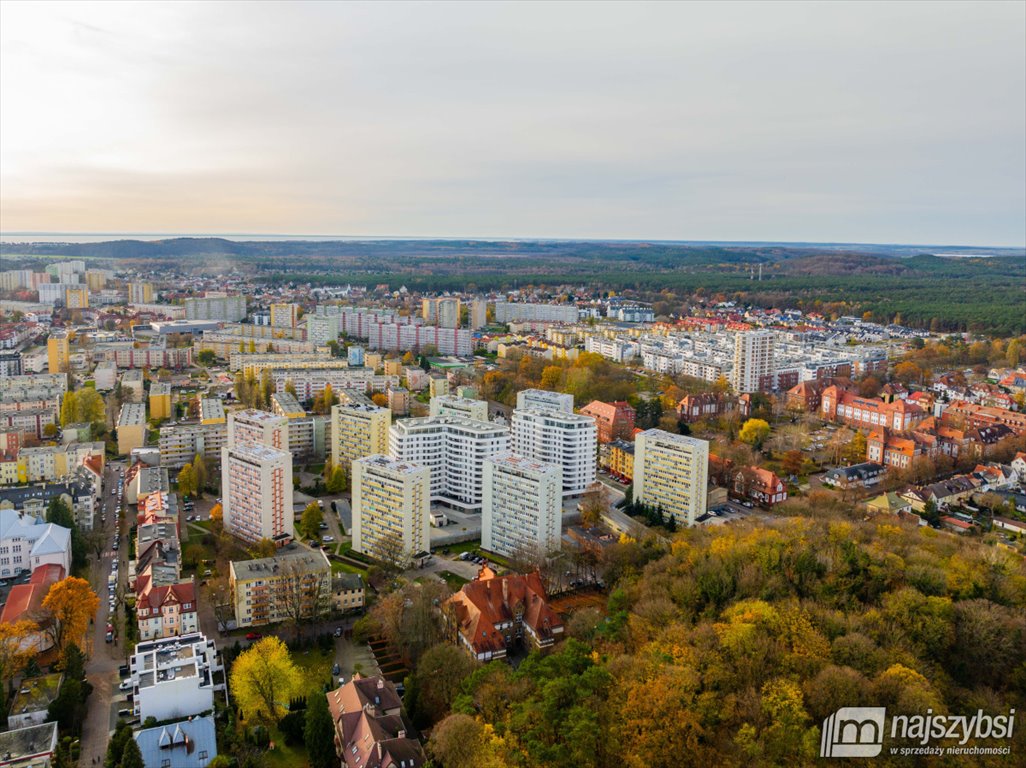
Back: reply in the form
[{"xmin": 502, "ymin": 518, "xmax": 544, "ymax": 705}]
[
  {"xmin": 3, "ymin": 238, "xmax": 1023, "ymax": 334},
  {"xmin": 423, "ymin": 509, "xmax": 1026, "ymax": 768}
]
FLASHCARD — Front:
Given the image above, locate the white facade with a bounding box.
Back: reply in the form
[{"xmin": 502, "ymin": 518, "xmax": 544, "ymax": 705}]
[
  {"xmin": 428, "ymin": 395, "xmax": 489, "ymax": 421},
  {"xmin": 185, "ymin": 295, "xmax": 246, "ymax": 321},
  {"xmin": 634, "ymin": 428, "xmax": 709, "ymax": 527},
  {"xmin": 584, "ymin": 336, "xmax": 640, "ymax": 363},
  {"xmin": 732, "ymin": 330, "xmax": 775, "ymax": 394},
  {"xmin": 0, "ymin": 510, "xmax": 72, "ymax": 577},
  {"xmin": 306, "ymin": 313, "xmax": 341, "ymax": 347},
  {"xmin": 482, "ymin": 453, "xmax": 562, "ymax": 558},
  {"xmin": 389, "ymin": 416, "xmax": 509, "ymax": 510},
  {"xmin": 221, "ymin": 444, "xmax": 293, "ymax": 544},
  {"xmin": 227, "ymin": 409, "xmax": 289, "ymax": 452},
  {"xmin": 515, "ymin": 388, "xmax": 574, "ymax": 414},
  {"xmin": 469, "ymin": 299, "xmax": 488, "ymax": 330},
  {"xmin": 352, "ymin": 455, "xmax": 430, "ymax": 563},
  {"xmin": 494, "ymin": 302, "xmax": 578, "ymax": 324},
  {"xmin": 129, "ymin": 632, "xmax": 223, "ymax": 721},
  {"xmin": 510, "ymin": 408, "xmax": 597, "ymax": 496},
  {"xmin": 94, "ymin": 361, "xmax": 118, "ymax": 390}
]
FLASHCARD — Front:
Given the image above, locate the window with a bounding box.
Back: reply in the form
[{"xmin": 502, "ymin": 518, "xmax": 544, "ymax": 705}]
[
  {"xmin": 162, "ymin": 760, "xmax": 171, "ymax": 768},
  {"xmin": 199, "ymin": 751, "xmax": 208, "ymax": 760}
]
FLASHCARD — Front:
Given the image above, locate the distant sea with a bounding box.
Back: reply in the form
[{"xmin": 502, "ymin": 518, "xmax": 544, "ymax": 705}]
[{"xmin": 0, "ymin": 232, "xmax": 396, "ymax": 244}]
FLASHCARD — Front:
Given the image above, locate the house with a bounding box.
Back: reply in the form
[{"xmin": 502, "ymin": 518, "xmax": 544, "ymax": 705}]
[
  {"xmin": 331, "ymin": 572, "xmax": 365, "ymax": 613},
  {"xmin": 135, "ymin": 580, "xmax": 198, "ymax": 641},
  {"xmin": 0, "ymin": 508, "xmax": 72, "ymax": 577},
  {"xmin": 940, "ymin": 515, "xmax": 975, "ymax": 534},
  {"xmin": 128, "ymin": 632, "xmax": 223, "ymax": 721},
  {"xmin": 676, "ymin": 392, "xmax": 733, "ymax": 423},
  {"xmin": 0, "ymin": 722, "xmax": 58, "ymax": 768},
  {"xmin": 134, "ymin": 715, "xmax": 217, "ymax": 768},
  {"xmin": 444, "ymin": 565, "xmax": 564, "ymax": 661},
  {"xmin": 579, "ymin": 400, "xmax": 636, "ymax": 443},
  {"xmin": 326, "ymin": 675, "xmax": 425, "ymax": 768},
  {"xmin": 823, "ymin": 462, "xmax": 886, "ymax": 490},
  {"xmin": 1010, "ymin": 452, "xmax": 1026, "ymax": 482},
  {"xmin": 865, "ymin": 492, "xmax": 912, "ymax": 517},
  {"xmin": 993, "ymin": 516, "xmax": 1026, "ymax": 535},
  {"xmin": 733, "ymin": 466, "xmax": 787, "ymax": 507},
  {"xmin": 0, "ymin": 564, "xmax": 65, "ymax": 654},
  {"xmin": 820, "ymin": 385, "xmax": 923, "ymax": 432},
  {"xmin": 944, "ymin": 400, "xmax": 1026, "ymax": 436},
  {"xmin": 866, "ymin": 429, "xmax": 923, "ymax": 470}
]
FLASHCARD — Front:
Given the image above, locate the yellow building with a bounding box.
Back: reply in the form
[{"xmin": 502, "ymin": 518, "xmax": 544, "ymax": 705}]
[
  {"xmin": 230, "ymin": 549, "xmax": 332, "ymax": 628},
  {"xmin": 383, "ymin": 359, "xmax": 403, "ymax": 376},
  {"xmin": 117, "ymin": 403, "xmax": 147, "ymax": 456},
  {"xmin": 85, "ymin": 270, "xmax": 108, "ymax": 291},
  {"xmin": 47, "ymin": 332, "xmax": 70, "ymax": 374},
  {"xmin": 364, "ymin": 352, "xmax": 383, "ymax": 372},
  {"xmin": 428, "ymin": 377, "xmax": 450, "ymax": 398},
  {"xmin": 352, "ymin": 455, "xmax": 430, "ymax": 564},
  {"xmin": 331, "ymin": 402, "xmax": 391, "ymax": 470},
  {"xmin": 128, "ymin": 282, "xmax": 154, "ymax": 303},
  {"xmin": 634, "ymin": 428, "xmax": 709, "ymax": 527},
  {"xmin": 270, "ymin": 303, "xmax": 299, "ymax": 329},
  {"xmin": 607, "ymin": 439, "xmax": 635, "ymax": 483},
  {"xmin": 149, "ymin": 382, "xmax": 172, "ymax": 421},
  {"xmin": 64, "ymin": 286, "xmax": 89, "ymax": 309}
]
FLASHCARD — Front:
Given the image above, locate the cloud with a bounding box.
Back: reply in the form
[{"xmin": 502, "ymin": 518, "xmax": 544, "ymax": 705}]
[{"xmin": 1, "ymin": 0, "xmax": 1023, "ymax": 244}]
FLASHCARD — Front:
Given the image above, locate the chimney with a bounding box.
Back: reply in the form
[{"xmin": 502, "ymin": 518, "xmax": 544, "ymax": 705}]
[{"xmin": 398, "ymin": 730, "xmax": 406, "ymax": 739}]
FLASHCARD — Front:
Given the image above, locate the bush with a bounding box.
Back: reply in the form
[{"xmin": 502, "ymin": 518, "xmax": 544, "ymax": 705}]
[
  {"xmin": 247, "ymin": 725, "xmax": 270, "ymax": 748},
  {"xmin": 278, "ymin": 710, "xmax": 306, "ymax": 746}
]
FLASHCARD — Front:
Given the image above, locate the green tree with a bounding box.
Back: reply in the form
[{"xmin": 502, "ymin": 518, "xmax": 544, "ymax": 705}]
[
  {"xmin": 177, "ymin": 463, "xmax": 196, "ymax": 498},
  {"xmin": 1007, "ymin": 338, "xmax": 1022, "ymax": 368},
  {"xmin": 325, "ymin": 465, "xmax": 347, "ymax": 494},
  {"xmin": 300, "ymin": 502, "xmax": 323, "ymax": 540},
  {"xmin": 304, "ymin": 692, "xmax": 336, "ymax": 768},
  {"xmin": 192, "ymin": 453, "xmax": 208, "ymax": 496},
  {"xmin": 104, "ymin": 723, "xmax": 133, "ymax": 768},
  {"xmin": 197, "ymin": 349, "xmax": 216, "ymax": 366},
  {"xmin": 118, "ymin": 736, "xmax": 144, "ymax": 768}
]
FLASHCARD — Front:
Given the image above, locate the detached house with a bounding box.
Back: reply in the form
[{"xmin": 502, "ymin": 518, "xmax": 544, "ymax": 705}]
[
  {"xmin": 579, "ymin": 400, "xmax": 636, "ymax": 443},
  {"xmin": 326, "ymin": 675, "xmax": 425, "ymax": 768},
  {"xmin": 445, "ymin": 565, "xmax": 564, "ymax": 661},
  {"xmin": 136, "ymin": 580, "xmax": 198, "ymax": 641}
]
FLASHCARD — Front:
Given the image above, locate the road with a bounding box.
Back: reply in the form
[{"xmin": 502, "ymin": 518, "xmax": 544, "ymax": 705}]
[{"xmin": 80, "ymin": 460, "xmax": 130, "ymax": 767}]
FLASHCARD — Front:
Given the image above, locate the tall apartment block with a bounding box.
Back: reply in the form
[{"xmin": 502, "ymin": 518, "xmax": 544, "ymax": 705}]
[
  {"xmin": 47, "ymin": 332, "xmax": 70, "ymax": 374},
  {"xmin": 482, "ymin": 452, "xmax": 562, "ymax": 558},
  {"xmin": 331, "ymin": 402, "xmax": 391, "ymax": 470},
  {"xmin": 270, "ymin": 303, "xmax": 299, "ymax": 329},
  {"xmin": 732, "ymin": 330, "xmax": 775, "ymax": 394},
  {"xmin": 422, "ymin": 297, "xmax": 460, "ymax": 328},
  {"xmin": 221, "ymin": 443, "xmax": 293, "ymax": 545},
  {"xmin": 307, "ymin": 313, "xmax": 341, "ymax": 347},
  {"xmin": 515, "ymin": 388, "xmax": 574, "ymax": 414},
  {"xmin": 511, "ymin": 408, "xmax": 597, "ymax": 496},
  {"xmin": 389, "ymin": 416, "xmax": 509, "ymax": 510},
  {"xmin": 185, "ymin": 295, "xmax": 246, "ymax": 322},
  {"xmin": 128, "ymin": 282, "xmax": 154, "ymax": 304},
  {"xmin": 228, "ymin": 408, "xmax": 289, "ymax": 451},
  {"xmin": 469, "ymin": 298, "xmax": 488, "ymax": 330},
  {"xmin": 351, "ymin": 455, "xmax": 430, "ymax": 565},
  {"xmin": 633, "ymin": 428, "xmax": 709, "ymax": 527}
]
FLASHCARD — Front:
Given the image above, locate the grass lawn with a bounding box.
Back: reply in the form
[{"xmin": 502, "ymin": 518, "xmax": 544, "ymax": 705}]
[
  {"xmin": 439, "ymin": 539, "xmax": 480, "ymax": 555},
  {"xmin": 436, "ymin": 570, "xmax": 469, "ymax": 590},
  {"xmin": 292, "ymin": 647, "xmax": 335, "ymax": 694},
  {"xmin": 330, "ymin": 559, "xmax": 367, "ymax": 577},
  {"xmin": 264, "ymin": 726, "xmax": 308, "ymax": 768}
]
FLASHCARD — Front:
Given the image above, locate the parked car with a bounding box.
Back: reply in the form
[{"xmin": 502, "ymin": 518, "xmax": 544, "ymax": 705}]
[
  {"xmin": 118, "ymin": 709, "xmax": 131, "ymax": 717},
  {"xmin": 334, "ymin": 627, "xmax": 343, "ymax": 638},
  {"xmin": 118, "ymin": 681, "xmax": 131, "ymax": 692},
  {"xmin": 323, "ymin": 535, "xmax": 335, "ymax": 543},
  {"xmin": 245, "ymin": 632, "xmax": 263, "ymax": 641},
  {"xmin": 319, "ymin": 522, "xmax": 329, "ymax": 530},
  {"xmin": 105, "ymin": 631, "xmax": 113, "ymax": 643},
  {"xmin": 332, "ymin": 663, "xmax": 341, "ymax": 676}
]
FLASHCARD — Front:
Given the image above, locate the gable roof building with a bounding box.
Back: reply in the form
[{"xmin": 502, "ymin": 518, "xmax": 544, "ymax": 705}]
[
  {"xmin": 326, "ymin": 675, "xmax": 425, "ymax": 768},
  {"xmin": 134, "ymin": 715, "xmax": 217, "ymax": 768}
]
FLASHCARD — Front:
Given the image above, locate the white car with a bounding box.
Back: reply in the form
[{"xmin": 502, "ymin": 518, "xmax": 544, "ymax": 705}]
[
  {"xmin": 323, "ymin": 535, "xmax": 335, "ymax": 543},
  {"xmin": 119, "ymin": 681, "xmax": 131, "ymax": 691}
]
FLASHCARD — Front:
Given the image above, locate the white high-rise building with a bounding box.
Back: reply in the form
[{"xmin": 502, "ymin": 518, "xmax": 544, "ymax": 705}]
[
  {"xmin": 732, "ymin": 330, "xmax": 775, "ymax": 394},
  {"xmin": 228, "ymin": 409, "xmax": 290, "ymax": 452},
  {"xmin": 469, "ymin": 299, "xmax": 488, "ymax": 330},
  {"xmin": 389, "ymin": 416, "xmax": 509, "ymax": 510},
  {"xmin": 633, "ymin": 428, "xmax": 709, "ymax": 527},
  {"xmin": 482, "ymin": 453, "xmax": 562, "ymax": 559},
  {"xmin": 331, "ymin": 402, "xmax": 391, "ymax": 470},
  {"xmin": 510, "ymin": 408, "xmax": 597, "ymax": 496},
  {"xmin": 515, "ymin": 388, "xmax": 574, "ymax": 414},
  {"xmin": 221, "ymin": 444, "xmax": 293, "ymax": 544},
  {"xmin": 428, "ymin": 394, "xmax": 488, "ymax": 422},
  {"xmin": 185, "ymin": 295, "xmax": 246, "ymax": 322},
  {"xmin": 352, "ymin": 455, "xmax": 430, "ymax": 565},
  {"xmin": 306, "ymin": 313, "xmax": 342, "ymax": 347}
]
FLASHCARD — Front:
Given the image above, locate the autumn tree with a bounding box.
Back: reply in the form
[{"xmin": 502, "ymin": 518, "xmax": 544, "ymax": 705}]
[
  {"xmin": 42, "ymin": 577, "xmax": 99, "ymax": 654},
  {"xmin": 0, "ymin": 620, "xmax": 38, "ymax": 710},
  {"xmin": 738, "ymin": 418, "xmax": 770, "ymax": 448},
  {"xmin": 407, "ymin": 643, "xmax": 478, "ymax": 724},
  {"xmin": 299, "ymin": 501, "xmax": 323, "ymax": 541},
  {"xmin": 177, "ymin": 463, "xmax": 196, "ymax": 497},
  {"xmin": 230, "ymin": 636, "xmax": 301, "ymax": 723},
  {"xmin": 781, "ymin": 449, "xmax": 804, "ymax": 477},
  {"xmin": 252, "ymin": 538, "xmax": 277, "ymax": 558},
  {"xmin": 325, "ymin": 464, "xmax": 347, "ymax": 494},
  {"xmin": 578, "ymin": 482, "xmax": 610, "ymax": 527},
  {"xmin": 192, "ymin": 453, "xmax": 208, "ymax": 496},
  {"xmin": 845, "ymin": 431, "xmax": 868, "ymax": 465},
  {"xmin": 428, "ymin": 714, "xmax": 505, "ymax": 768}
]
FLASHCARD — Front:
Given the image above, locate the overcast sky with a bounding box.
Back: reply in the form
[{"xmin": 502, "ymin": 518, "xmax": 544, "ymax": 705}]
[{"xmin": 1, "ymin": 1, "xmax": 1024, "ymax": 245}]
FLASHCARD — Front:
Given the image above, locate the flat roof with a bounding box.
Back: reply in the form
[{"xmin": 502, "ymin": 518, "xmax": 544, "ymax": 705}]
[
  {"xmin": 231, "ymin": 547, "xmax": 329, "ymax": 581},
  {"xmin": 9, "ymin": 674, "xmax": 62, "ymax": 715},
  {"xmin": 355, "ymin": 453, "xmax": 428, "ymax": 475},
  {"xmin": 118, "ymin": 402, "xmax": 147, "ymax": 426}
]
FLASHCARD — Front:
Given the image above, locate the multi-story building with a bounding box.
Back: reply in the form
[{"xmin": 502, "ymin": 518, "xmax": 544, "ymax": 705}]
[
  {"xmin": 117, "ymin": 402, "xmax": 147, "ymax": 455},
  {"xmin": 158, "ymin": 422, "xmax": 227, "ymax": 469},
  {"xmin": 149, "ymin": 382, "xmax": 172, "ymax": 421},
  {"xmin": 127, "ymin": 282, "xmax": 154, "ymax": 304},
  {"xmin": 389, "ymin": 416, "xmax": 509, "ymax": 510},
  {"xmin": 64, "ymin": 285, "xmax": 89, "ymax": 309},
  {"xmin": 482, "ymin": 453, "xmax": 562, "ymax": 559},
  {"xmin": 511, "ymin": 408, "xmax": 596, "ymax": 496},
  {"xmin": 428, "ymin": 376, "xmax": 449, "ymax": 398},
  {"xmin": 221, "ymin": 443, "xmax": 293, "ymax": 545},
  {"xmin": 607, "ymin": 438, "xmax": 635, "ymax": 483},
  {"xmin": 306, "ymin": 313, "xmax": 341, "ymax": 347},
  {"xmin": 13, "ymin": 442, "xmax": 104, "ymax": 485},
  {"xmin": 676, "ymin": 392, "xmax": 734, "ymax": 423},
  {"xmin": 94, "ymin": 360, "xmax": 117, "ymax": 390},
  {"xmin": 944, "ymin": 400, "xmax": 1026, "ymax": 437},
  {"xmin": 579, "ymin": 400, "xmax": 636, "ymax": 443},
  {"xmin": 185, "ymin": 295, "xmax": 246, "ymax": 321},
  {"xmin": 326, "ymin": 675, "xmax": 425, "ymax": 768},
  {"xmin": 198, "ymin": 397, "xmax": 226, "ymax": 425},
  {"xmin": 136, "ymin": 580, "xmax": 198, "ymax": 641},
  {"xmin": 120, "ymin": 369, "xmax": 145, "ymax": 402},
  {"xmin": 428, "ymin": 394, "xmax": 488, "ymax": 421},
  {"xmin": 105, "ymin": 344, "xmax": 193, "ymax": 370},
  {"xmin": 346, "ymin": 345, "xmax": 364, "ymax": 366},
  {"xmin": 270, "ymin": 302, "xmax": 300, "ymax": 329},
  {"xmin": 331, "ymin": 402, "xmax": 391, "ymax": 470},
  {"xmin": 820, "ymin": 385, "xmax": 923, "ymax": 432},
  {"xmin": 422, "ymin": 296, "xmax": 461, "ymax": 328},
  {"xmin": 227, "ymin": 409, "xmax": 289, "ymax": 451},
  {"xmin": 584, "ymin": 336, "xmax": 640, "ymax": 364},
  {"xmin": 633, "ymin": 428, "xmax": 709, "ymax": 526},
  {"xmin": 128, "ymin": 632, "xmax": 223, "ymax": 721},
  {"xmin": 47, "ymin": 332, "xmax": 70, "ymax": 374},
  {"xmin": 0, "ymin": 509, "xmax": 72, "ymax": 577},
  {"xmin": 732, "ymin": 330, "xmax": 775, "ymax": 393},
  {"xmin": 229, "ymin": 547, "xmax": 332, "ymax": 628},
  {"xmin": 494, "ymin": 301, "xmax": 578, "ymax": 324},
  {"xmin": 331, "ymin": 573, "xmax": 365, "ymax": 613},
  {"xmin": 351, "ymin": 455, "xmax": 430, "ymax": 564},
  {"xmin": 0, "ymin": 350, "xmax": 21, "ymax": 378},
  {"xmin": 515, "ymin": 388, "xmax": 574, "ymax": 414},
  {"xmin": 365, "ymin": 322, "xmax": 473, "ymax": 356},
  {"xmin": 469, "ymin": 298, "xmax": 488, "ymax": 329},
  {"xmin": 387, "ymin": 386, "xmax": 410, "ymax": 416}
]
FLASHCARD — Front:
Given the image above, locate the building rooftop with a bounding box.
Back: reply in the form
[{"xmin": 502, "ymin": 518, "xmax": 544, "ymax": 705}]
[
  {"xmin": 393, "ymin": 415, "xmax": 508, "ymax": 436},
  {"xmin": 233, "ymin": 407, "xmax": 286, "ymax": 424},
  {"xmin": 118, "ymin": 402, "xmax": 147, "ymax": 426},
  {"xmin": 487, "ymin": 451, "xmax": 558, "ymax": 475},
  {"xmin": 231, "ymin": 547, "xmax": 329, "ymax": 582},
  {"xmin": 355, "ymin": 453, "xmax": 428, "ymax": 476},
  {"xmin": 8, "ymin": 674, "xmax": 63, "ymax": 717},
  {"xmin": 226, "ymin": 443, "xmax": 290, "ymax": 463},
  {"xmin": 150, "ymin": 381, "xmax": 172, "ymax": 396},
  {"xmin": 122, "ymin": 369, "xmax": 144, "ymax": 382},
  {"xmin": 134, "ymin": 715, "xmax": 217, "ymax": 768},
  {"xmin": 0, "ymin": 722, "xmax": 58, "ymax": 765},
  {"xmin": 199, "ymin": 398, "xmax": 225, "ymax": 422}
]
